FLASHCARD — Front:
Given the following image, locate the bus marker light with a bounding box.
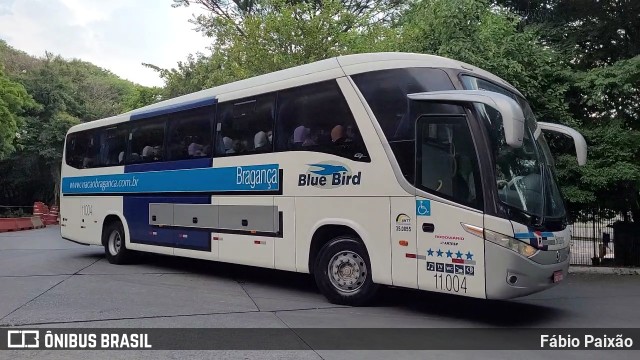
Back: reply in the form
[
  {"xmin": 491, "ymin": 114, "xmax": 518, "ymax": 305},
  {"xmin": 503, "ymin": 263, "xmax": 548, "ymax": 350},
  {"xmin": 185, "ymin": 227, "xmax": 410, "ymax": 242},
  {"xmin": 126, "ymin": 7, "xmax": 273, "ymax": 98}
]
[
  {"xmin": 406, "ymin": 253, "xmax": 416, "ymax": 258},
  {"xmin": 399, "ymin": 240, "xmax": 409, "ymax": 246},
  {"xmin": 254, "ymin": 240, "xmax": 266, "ymax": 245}
]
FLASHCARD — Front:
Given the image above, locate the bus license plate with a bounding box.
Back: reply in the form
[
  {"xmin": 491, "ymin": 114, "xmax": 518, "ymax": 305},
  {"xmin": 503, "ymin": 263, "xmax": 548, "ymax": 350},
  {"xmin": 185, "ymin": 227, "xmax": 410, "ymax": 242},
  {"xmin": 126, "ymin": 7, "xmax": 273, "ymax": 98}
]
[{"xmin": 553, "ymin": 270, "xmax": 564, "ymax": 283}]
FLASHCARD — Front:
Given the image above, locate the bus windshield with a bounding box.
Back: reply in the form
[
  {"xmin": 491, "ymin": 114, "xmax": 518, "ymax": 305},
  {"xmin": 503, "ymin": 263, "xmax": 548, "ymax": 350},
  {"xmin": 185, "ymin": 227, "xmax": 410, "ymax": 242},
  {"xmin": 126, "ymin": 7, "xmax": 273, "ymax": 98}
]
[{"xmin": 461, "ymin": 76, "xmax": 566, "ymax": 224}]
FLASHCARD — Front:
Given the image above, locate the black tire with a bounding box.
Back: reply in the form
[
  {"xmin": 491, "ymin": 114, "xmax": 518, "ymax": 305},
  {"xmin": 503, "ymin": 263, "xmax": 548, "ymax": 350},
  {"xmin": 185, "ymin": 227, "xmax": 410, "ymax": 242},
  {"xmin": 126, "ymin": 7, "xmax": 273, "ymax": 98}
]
[
  {"xmin": 314, "ymin": 236, "xmax": 379, "ymax": 306},
  {"xmin": 103, "ymin": 220, "xmax": 133, "ymax": 264}
]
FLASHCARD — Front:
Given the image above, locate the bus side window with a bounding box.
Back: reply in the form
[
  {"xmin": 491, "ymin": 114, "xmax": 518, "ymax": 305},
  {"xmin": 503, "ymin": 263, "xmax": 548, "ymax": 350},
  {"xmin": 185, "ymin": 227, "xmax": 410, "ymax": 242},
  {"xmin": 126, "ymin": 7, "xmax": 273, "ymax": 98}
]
[
  {"xmin": 99, "ymin": 127, "xmax": 128, "ymax": 166},
  {"xmin": 167, "ymin": 106, "xmax": 214, "ymax": 161},
  {"xmin": 65, "ymin": 134, "xmax": 79, "ymax": 168},
  {"xmin": 127, "ymin": 119, "xmax": 166, "ymax": 164},
  {"xmin": 65, "ymin": 131, "xmax": 100, "ymax": 169},
  {"xmin": 215, "ymin": 94, "xmax": 276, "ymax": 156},
  {"xmin": 351, "ymin": 68, "xmax": 456, "ymax": 181},
  {"xmin": 275, "ymin": 80, "xmax": 369, "ymax": 162}
]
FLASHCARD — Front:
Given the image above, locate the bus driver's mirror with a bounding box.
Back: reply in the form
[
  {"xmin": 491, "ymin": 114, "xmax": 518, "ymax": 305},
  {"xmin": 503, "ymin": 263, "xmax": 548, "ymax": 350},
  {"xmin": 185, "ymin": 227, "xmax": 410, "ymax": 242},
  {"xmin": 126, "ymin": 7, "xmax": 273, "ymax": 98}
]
[{"xmin": 408, "ymin": 90, "xmax": 525, "ymax": 148}]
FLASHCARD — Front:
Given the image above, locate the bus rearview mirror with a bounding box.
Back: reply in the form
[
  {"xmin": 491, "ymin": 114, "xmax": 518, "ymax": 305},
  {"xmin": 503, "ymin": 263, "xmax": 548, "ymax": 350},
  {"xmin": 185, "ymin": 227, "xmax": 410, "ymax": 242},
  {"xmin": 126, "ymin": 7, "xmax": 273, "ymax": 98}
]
[
  {"xmin": 537, "ymin": 122, "xmax": 588, "ymax": 166},
  {"xmin": 408, "ymin": 90, "xmax": 525, "ymax": 148}
]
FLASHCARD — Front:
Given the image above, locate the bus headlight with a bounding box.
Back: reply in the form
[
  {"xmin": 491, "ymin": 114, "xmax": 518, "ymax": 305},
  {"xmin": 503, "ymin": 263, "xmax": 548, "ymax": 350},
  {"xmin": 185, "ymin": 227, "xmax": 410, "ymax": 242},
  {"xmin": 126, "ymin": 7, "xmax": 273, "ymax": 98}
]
[{"xmin": 484, "ymin": 230, "xmax": 538, "ymax": 258}]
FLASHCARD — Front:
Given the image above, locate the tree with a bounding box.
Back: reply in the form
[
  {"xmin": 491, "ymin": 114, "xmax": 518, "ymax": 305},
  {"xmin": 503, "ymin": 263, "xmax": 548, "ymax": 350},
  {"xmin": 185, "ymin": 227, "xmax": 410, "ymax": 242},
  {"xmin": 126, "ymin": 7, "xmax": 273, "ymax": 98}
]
[
  {"xmin": 494, "ymin": 0, "xmax": 640, "ymax": 69},
  {"xmin": 558, "ymin": 57, "xmax": 640, "ymax": 221},
  {"xmin": 154, "ymin": 0, "xmax": 399, "ymax": 96},
  {"xmin": 494, "ymin": 1, "xmax": 640, "ymax": 221},
  {"xmin": 0, "ymin": 40, "xmax": 160, "ymax": 206},
  {"xmin": 0, "ymin": 66, "xmax": 36, "ymax": 160},
  {"xmin": 399, "ymin": 0, "xmax": 574, "ymax": 124}
]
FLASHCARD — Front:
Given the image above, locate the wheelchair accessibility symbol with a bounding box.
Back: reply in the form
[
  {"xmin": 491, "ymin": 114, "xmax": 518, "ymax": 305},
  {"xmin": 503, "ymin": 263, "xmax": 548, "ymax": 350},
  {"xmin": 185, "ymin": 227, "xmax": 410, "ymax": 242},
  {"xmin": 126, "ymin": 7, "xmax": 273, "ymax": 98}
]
[{"xmin": 416, "ymin": 200, "xmax": 431, "ymax": 216}]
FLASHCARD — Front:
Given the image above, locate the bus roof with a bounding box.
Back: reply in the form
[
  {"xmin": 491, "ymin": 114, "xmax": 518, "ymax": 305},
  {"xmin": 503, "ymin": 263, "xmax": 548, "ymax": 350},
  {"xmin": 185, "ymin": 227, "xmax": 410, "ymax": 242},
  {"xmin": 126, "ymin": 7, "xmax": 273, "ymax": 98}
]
[{"xmin": 69, "ymin": 52, "xmax": 522, "ymax": 133}]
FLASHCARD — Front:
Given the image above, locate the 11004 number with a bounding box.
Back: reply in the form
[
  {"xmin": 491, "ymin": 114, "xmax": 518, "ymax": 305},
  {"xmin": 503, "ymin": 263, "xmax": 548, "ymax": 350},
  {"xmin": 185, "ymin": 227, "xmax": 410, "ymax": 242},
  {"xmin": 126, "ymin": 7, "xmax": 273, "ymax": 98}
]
[{"xmin": 433, "ymin": 274, "xmax": 467, "ymax": 293}]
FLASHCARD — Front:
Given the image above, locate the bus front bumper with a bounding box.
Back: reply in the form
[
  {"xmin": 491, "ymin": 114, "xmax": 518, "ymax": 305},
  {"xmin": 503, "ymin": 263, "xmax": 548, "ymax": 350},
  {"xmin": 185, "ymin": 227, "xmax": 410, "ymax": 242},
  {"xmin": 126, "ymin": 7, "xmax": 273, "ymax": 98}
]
[{"xmin": 484, "ymin": 241, "xmax": 570, "ymax": 299}]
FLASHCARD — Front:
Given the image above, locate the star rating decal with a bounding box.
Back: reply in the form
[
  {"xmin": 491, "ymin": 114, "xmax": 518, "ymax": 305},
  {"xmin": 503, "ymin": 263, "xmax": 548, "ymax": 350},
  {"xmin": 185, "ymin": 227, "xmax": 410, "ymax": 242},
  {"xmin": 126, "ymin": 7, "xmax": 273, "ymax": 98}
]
[{"xmin": 426, "ymin": 248, "xmax": 474, "ymax": 261}]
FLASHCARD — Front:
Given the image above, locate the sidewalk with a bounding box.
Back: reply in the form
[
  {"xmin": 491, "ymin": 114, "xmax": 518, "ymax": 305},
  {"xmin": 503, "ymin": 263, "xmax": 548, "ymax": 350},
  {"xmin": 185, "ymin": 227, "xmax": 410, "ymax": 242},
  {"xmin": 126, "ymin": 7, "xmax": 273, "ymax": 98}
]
[{"xmin": 569, "ymin": 265, "xmax": 640, "ymax": 275}]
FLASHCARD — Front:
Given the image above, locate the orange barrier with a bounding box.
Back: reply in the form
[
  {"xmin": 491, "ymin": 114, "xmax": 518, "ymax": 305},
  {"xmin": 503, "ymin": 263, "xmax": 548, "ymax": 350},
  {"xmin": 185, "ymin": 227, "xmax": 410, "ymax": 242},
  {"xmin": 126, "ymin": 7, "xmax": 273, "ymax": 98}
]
[
  {"xmin": 15, "ymin": 217, "xmax": 33, "ymax": 230},
  {"xmin": 0, "ymin": 218, "xmax": 18, "ymax": 232},
  {"xmin": 0, "ymin": 217, "xmax": 39, "ymax": 232},
  {"xmin": 49, "ymin": 205, "xmax": 60, "ymax": 224},
  {"xmin": 33, "ymin": 202, "xmax": 46, "ymax": 220},
  {"xmin": 42, "ymin": 214, "xmax": 59, "ymax": 225},
  {"xmin": 32, "ymin": 201, "xmax": 59, "ymax": 225}
]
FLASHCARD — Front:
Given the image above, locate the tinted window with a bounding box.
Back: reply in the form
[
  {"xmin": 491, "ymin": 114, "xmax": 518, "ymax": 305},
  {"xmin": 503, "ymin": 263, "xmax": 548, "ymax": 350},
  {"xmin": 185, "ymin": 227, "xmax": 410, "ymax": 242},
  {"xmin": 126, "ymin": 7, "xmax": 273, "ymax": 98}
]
[
  {"xmin": 416, "ymin": 115, "xmax": 483, "ymax": 209},
  {"xmin": 352, "ymin": 68, "xmax": 456, "ymax": 141},
  {"xmin": 352, "ymin": 68, "xmax": 457, "ymax": 181},
  {"xmin": 65, "ymin": 130, "xmax": 100, "ymax": 169},
  {"xmin": 99, "ymin": 126, "xmax": 128, "ymax": 166},
  {"xmin": 127, "ymin": 119, "xmax": 166, "ymax": 163},
  {"xmin": 215, "ymin": 94, "xmax": 275, "ymax": 156},
  {"xmin": 276, "ymin": 80, "xmax": 369, "ymax": 161},
  {"xmin": 167, "ymin": 107, "xmax": 214, "ymax": 161}
]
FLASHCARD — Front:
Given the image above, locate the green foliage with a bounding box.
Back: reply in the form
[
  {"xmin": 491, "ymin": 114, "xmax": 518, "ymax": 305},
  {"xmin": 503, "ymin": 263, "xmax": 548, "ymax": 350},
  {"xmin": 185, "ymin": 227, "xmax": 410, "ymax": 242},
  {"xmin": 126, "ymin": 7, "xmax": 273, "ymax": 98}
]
[
  {"xmin": 0, "ymin": 66, "xmax": 36, "ymax": 160},
  {"xmin": 494, "ymin": 0, "xmax": 640, "ymax": 69},
  {"xmin": 0, "ymin": 207, "xmax": 27, "ymax": 218},
  {"xmin": 156, "ymin": 0, "xmax": 399, "ymax": 97},
  {"xmin": 398, "ymin": 0, "xmax": 573, "ymax": 125},
  {"xmin": 572, "ymin": 56, "xmax": 640, "ymax": 128},
  {"xmin": 494, "ymin": 1, "xmax": 640, "ymax": 220},
  {"xmin": 0, "ymin": 41, "xmax": 159, "ymax": 205}
]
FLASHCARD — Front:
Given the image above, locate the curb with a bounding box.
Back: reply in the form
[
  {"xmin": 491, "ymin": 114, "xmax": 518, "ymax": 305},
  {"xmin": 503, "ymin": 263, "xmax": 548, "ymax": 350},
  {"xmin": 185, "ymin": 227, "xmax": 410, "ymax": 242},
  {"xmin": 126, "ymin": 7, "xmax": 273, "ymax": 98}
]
[{"xmin": 569, "ymin": 266, "xmax": 640, "ymax": 275}]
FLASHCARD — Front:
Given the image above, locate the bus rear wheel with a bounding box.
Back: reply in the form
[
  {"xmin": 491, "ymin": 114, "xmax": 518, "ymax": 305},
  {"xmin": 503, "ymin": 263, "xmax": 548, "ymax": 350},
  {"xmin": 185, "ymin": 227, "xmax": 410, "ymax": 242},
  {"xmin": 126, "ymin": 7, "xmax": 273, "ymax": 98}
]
[
  {"xmin": 103, "ymin": 221, "xmax": 132, "ymax": 265},
  {"xmin": 314, "ymin": 236, "xmax": 379, "ymax": 306}
]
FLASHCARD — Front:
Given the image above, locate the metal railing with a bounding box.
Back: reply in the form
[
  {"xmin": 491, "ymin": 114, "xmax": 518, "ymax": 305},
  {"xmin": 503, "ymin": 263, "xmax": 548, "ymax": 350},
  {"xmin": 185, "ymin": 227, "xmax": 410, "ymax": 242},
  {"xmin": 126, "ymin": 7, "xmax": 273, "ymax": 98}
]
[{"xmin": 570, "ymin": 213, "xmax": 626, "ymax": 266}]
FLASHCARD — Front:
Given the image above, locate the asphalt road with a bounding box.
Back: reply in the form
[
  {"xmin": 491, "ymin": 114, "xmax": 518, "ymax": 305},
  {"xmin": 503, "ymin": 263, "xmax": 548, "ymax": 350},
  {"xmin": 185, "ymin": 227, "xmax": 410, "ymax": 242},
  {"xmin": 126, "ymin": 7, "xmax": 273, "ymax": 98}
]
[{"xmin": 1, "ymin": 226, "xmax": 639, "ymax": 359}]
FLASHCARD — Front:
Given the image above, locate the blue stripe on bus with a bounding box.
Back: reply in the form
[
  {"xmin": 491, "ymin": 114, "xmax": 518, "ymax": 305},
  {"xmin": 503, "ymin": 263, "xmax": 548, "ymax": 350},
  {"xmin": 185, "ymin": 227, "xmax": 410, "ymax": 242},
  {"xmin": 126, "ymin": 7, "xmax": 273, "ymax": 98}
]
[
  {"xmin": 130, "ymin": 97, "xmax": 217, "ymax": 121},
  {"xmin": 61, "ymin": 163, "xmax": 280, "ymax": 194},
  {"xmin": 125, "ymin": 195, "xmax": 211, "ymax": 251},
  {"xmin": 515, "ymin": 231, "xmax": 556, "ymax": 239},
  {"xmin": 124, "ymin": 158, "xmax": 213, "ymax": 251},
  {"xmin": 124, "ymin": 157, "xmax": 212, "ymax": 173}
]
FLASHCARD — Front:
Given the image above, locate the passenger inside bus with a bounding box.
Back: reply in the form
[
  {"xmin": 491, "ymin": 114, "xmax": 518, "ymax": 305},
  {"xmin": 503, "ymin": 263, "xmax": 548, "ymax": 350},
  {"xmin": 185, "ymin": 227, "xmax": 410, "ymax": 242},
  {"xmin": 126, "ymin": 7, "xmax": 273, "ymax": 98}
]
[
  {"xmin": 331, "ymin": 125, "xmax": 348, "ymax": 144},
  {"xmin": 293, "ymin": 125, "xmax": 310, "ymax": 149},
  {"xmin": 187, "ymin": 136, "xmax": 205, "ymax": 157},
  {"xmin": 254, "ymin": 131, "xmax": 270, "ymax": 152},
  {"xmin": 222, "ymin": 136, "xmax": 235, "ymax": 154}
]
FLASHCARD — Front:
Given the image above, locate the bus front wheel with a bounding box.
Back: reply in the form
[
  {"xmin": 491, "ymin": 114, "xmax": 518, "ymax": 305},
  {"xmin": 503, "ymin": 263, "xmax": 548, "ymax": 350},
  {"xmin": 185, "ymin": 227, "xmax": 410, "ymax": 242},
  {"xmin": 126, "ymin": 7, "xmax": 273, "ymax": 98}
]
[
  {"xmin": 314, "ymin": 236, "xmax": 379, "ymax": 306},
  {"xmin": 103, "ymin": 221, "xmax": 132, "ymax": 265}
]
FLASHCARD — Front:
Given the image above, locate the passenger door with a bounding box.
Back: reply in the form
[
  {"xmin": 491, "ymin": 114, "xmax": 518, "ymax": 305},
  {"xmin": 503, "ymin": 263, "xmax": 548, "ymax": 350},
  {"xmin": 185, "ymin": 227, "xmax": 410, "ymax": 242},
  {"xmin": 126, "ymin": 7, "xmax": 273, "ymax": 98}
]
[{"xmin": 414, "ymin": 114, "xmax": 486, "ymax": 298}]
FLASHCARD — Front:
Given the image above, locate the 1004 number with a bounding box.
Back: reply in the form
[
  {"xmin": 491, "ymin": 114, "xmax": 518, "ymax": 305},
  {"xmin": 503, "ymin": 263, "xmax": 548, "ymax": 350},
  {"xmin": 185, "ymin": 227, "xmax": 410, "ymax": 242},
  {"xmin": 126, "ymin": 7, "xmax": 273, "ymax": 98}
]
[{"xmin": 433, "ymin": 274, "xmax": 467, "ymax": 293}]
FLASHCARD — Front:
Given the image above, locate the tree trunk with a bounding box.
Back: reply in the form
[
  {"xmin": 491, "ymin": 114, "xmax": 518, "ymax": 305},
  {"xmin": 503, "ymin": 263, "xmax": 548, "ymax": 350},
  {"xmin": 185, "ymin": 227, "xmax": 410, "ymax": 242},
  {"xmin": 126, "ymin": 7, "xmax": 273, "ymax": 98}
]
[{"xmin": 51, "ymin": 165, "xmax": 61, "ymax": 206}]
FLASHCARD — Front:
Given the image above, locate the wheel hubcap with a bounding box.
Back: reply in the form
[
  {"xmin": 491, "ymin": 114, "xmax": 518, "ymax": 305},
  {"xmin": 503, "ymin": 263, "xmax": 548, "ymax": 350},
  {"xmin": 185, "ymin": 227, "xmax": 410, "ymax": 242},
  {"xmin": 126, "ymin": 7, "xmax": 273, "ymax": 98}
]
[
  {"xmin": 328, "ymin": 250, "xmax": 367, "ymax": 293},
  {"xmin": 108, "ymin": 230, "xmax": 122, "ymax": 256}
]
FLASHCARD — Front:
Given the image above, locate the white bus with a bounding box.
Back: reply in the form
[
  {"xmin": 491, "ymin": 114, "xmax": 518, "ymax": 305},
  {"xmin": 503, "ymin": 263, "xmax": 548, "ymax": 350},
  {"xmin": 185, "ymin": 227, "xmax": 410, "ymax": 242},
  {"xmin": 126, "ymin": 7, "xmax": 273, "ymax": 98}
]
[{"xmin": 61, "ymin": 52, "xmax": 587, "ymax": 305}]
